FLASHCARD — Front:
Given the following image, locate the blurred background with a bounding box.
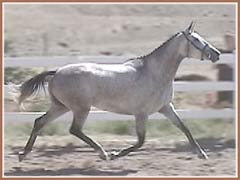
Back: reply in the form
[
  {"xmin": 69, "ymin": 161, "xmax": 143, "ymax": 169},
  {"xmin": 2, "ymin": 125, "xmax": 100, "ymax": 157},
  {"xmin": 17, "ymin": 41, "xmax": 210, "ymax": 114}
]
[{"xmin": 3, "ymin": 3, "xmax": 237, "ymax": 177}]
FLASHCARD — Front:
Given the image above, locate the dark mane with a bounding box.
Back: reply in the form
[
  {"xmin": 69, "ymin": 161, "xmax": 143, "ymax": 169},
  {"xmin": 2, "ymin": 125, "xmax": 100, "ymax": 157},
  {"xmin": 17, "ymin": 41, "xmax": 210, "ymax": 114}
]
[{"xmin": 127, "ymin": 32, "xmax": 181, "ymax": 61}]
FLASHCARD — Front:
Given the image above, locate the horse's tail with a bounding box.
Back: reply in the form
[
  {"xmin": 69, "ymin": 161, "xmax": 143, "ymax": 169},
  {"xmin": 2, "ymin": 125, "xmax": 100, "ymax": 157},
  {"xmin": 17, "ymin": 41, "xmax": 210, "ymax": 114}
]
[{"xmin": 18, "ymin": 70, "xmax": 57, "ymax": 106}]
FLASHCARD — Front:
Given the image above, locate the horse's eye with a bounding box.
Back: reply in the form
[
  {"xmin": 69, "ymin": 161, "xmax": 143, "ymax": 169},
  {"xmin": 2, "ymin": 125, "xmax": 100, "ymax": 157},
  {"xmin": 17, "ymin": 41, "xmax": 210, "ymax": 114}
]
[{"xmin": 193, "ymin": 38, "xmax": 198, "ymax": 42}]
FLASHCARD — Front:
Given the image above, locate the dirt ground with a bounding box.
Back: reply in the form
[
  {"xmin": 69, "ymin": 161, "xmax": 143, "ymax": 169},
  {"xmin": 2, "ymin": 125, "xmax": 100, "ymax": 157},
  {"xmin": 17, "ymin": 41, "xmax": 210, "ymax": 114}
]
[
  {"xmin": 4, "ymin": 4, "xmax": 235, "ymax": 57},
  {"xmin": 4, "ymin": 135, "xmax": 236, "ymax": 177}
]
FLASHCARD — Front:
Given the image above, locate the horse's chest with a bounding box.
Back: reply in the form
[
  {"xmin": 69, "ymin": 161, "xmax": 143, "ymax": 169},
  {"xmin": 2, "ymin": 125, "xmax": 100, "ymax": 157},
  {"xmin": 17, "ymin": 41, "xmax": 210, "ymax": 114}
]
[{"xmin": 138, "ymin": 85, "xmax": 173, "ymax": 112}]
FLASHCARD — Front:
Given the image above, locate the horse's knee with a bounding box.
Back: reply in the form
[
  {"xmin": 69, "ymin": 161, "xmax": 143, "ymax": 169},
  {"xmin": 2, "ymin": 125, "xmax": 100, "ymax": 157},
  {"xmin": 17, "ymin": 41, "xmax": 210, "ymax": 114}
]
[
  {"xmin": 69, "ymin": 125, "xmax": 82, "ymax": 136},
  {"xmin": 33, "ymin": 115, "xmax": 46, "ymax": 133},
  {"xmin": 69, "ymin": 118, "xmax": 85, "ymax": 136},
  {"xmin": 69, "ymin": 126, "xmax": 77, "ymax": 136}
]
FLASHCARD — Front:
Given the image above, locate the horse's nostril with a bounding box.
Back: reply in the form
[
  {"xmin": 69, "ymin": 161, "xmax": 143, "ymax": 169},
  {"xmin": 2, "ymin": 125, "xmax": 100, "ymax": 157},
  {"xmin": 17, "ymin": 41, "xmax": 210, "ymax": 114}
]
[
  {"xmin": 207, "ymin": 53, "xmax": 211, "ymax": 59},
  {"xmin": 212, "ymin": 56, "xmax": 219, "ymax": 62}
]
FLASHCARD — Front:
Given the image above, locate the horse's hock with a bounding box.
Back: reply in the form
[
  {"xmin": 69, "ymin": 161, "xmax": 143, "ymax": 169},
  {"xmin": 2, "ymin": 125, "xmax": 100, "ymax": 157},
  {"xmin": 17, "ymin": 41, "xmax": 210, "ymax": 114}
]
[{"xmin": 217, "ymin": 33, "xmax": 235, "ymax": 107}]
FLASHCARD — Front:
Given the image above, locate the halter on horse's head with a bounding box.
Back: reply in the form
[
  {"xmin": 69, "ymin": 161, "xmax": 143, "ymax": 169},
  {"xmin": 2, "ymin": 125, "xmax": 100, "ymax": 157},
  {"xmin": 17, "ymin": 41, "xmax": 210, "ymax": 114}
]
[{"xmin": 182, "ymin": 22, "xmax": 221, "ymax": 62}]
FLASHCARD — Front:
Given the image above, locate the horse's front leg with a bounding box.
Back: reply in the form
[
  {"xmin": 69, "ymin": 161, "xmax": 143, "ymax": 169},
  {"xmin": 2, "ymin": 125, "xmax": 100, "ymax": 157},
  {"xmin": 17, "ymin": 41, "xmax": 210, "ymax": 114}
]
[
  {"xmin": 159, "ymin": 103, "xmax": 208, "ymax": 159},
  {"xmin": 109, "ymin": 113, "xmax": 147, "ymax": 160}
]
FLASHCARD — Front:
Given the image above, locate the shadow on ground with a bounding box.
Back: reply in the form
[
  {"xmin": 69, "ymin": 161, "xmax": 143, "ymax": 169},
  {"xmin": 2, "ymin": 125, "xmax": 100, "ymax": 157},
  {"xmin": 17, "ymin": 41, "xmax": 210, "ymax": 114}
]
[
  {"xmin": 5, "ymin": 167, "xmax": 137, "ymax": 176},
  {"xmin": 10, "ymin": 137, "xmax": 235, "ymax": 157},
  {"xmin": 10, "ymin": 143, "xmax": 93, "ymax": 158},
  {"xmin": 5, "ymin": 137, "xmax": 235, "ymax": 176},
  {"xmin": 128, "ymin": 137, "xmax": 235, "ymax": 156},
  {"xmin": 171, "ymin": 137, "xmax": 235, "ymax": 153}
]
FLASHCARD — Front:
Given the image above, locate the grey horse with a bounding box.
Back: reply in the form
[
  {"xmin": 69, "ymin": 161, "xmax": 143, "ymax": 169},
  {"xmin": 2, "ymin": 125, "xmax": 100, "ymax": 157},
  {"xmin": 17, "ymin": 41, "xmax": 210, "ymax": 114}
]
[{"xmin": 18, "ymin": 22, "xmax": 220, "ymax": 162}]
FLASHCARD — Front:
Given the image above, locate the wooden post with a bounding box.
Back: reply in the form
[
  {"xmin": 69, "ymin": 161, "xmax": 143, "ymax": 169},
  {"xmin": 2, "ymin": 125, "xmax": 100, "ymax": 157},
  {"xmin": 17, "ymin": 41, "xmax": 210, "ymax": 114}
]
[
  {"xmin": 217, "ymin": 64, "xmax": 233, "ymax": 105},
  {"xmin": 42, "ymin": 32, "xmax": 49, "ymax": 56},
  {"xmin": 216, "ymin": 33, "xmax": 235, "ymax": 107}
]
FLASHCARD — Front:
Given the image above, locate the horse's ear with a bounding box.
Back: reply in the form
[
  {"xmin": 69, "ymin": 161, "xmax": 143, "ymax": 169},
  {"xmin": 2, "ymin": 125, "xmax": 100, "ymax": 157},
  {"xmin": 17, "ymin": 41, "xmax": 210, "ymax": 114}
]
[{"xmin": 185, "ymin": 21, "xmax": 195, "ymax": 34}]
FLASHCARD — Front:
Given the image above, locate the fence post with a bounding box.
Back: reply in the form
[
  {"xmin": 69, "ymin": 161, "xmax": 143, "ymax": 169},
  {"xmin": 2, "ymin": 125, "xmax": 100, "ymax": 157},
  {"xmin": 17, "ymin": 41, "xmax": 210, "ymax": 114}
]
[
  {"xmin": 217, "ymin": 64, "xmax": 233, "ymax": 106},
  {"xmin": 216, "ymin": 34, "xmax": 235, "ymax": 107},
  {"xmin": 42, "ymin": 32, "xmax": 49, "ymax": 56}
]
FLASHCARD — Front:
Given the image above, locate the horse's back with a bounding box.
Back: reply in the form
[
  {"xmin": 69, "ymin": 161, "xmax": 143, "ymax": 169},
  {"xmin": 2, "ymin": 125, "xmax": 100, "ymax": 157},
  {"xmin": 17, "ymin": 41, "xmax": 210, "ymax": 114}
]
[{"xmin": 48, "ymin": 63, "xmax": 138, "ymax": 110}]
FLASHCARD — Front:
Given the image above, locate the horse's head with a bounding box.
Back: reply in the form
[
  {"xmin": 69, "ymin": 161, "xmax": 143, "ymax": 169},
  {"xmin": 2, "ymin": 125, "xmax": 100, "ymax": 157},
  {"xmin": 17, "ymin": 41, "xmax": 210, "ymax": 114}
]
[{"xmin": 182, "ymin": 22, "xmax": 221, "ymax": 62}]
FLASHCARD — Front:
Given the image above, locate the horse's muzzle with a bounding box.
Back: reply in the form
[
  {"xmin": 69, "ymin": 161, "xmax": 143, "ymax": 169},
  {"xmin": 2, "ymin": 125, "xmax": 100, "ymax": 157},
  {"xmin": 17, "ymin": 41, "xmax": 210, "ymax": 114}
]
[
  {"xmin": 211, "ymin": 55, "xmax": 220, "ymax": 63},
  {"xmin": 210, "ymin": 50, "xmax": 221, "ymax": 63}
]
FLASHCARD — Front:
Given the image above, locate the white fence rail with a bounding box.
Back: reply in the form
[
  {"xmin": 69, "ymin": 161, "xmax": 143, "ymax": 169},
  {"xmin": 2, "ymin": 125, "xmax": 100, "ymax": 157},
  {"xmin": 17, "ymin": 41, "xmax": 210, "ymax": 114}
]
[
  {"xmin": 4, "ymin": 53, "xmax": 236, "ymax": 122},
  {"xmin": 4, "ymin": 109, "xmax": 235, "ymax": 123},
  {"xmin": 3, "ymin": 81, "xmax": 235, "ymax": 100},
  {"xmin": 4, "ymin": 53, "xmax": 235, "ymax": 67}
]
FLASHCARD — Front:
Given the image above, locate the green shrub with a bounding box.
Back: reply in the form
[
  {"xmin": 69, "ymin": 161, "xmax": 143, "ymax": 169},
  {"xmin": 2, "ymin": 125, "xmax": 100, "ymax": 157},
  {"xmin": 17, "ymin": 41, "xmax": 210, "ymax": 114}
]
[
  {"xmin": 4, "ymin": 67, "xmax": 44, "ymax": 84},
  {"xmin": 39, "ymin": 122, "xmax": 68, "ymax": 136},
  {"xmin": 4, "ymin": 119, "xmax": 235, "ymax": 139},
  {"xmin": 85, "ymin": 120, "xmax": 134, "ymax": 135},
  {"xmin": 4, "ymin": 39, "xmax": 13, "ymax": 54},
  {"xmin": 4, "ymin": 122, "xmax": 68, "ymax": 137}
]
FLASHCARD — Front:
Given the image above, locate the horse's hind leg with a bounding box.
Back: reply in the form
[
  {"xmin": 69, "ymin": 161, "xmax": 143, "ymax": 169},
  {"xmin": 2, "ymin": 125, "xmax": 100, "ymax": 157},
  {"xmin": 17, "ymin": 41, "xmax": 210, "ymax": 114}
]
[
  {"xmin": 70, "ymin": 110, "xmax": 109, "ymax": 160},
  {"xmin": 109, "ymin": 113, "xmax": 147, "ymax": 160},
  {"xmin": 18, "ymin": 104, "xmax": 68, "ymax": 162},
  {"xmin": 159, "ymin": 103, "xmax": 208, "ymax": 159}
]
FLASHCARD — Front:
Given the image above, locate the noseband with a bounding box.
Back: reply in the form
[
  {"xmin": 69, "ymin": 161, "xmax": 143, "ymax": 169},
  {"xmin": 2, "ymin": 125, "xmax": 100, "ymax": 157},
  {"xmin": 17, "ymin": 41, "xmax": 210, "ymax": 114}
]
[{"xmin": 182, "ymin": 31, "xmax": 209, "ymax": 60}]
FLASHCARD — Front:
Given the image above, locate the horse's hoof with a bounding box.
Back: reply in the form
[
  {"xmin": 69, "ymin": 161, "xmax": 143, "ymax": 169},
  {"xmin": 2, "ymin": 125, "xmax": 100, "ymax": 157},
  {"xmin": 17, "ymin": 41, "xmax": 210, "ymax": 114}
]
[
  {"xmin": 18, "ymin": 151, "xmax": 26, "ymax": 162},
  {"xmin": 99, "ymin": 151, "xmax": 109, "ymax": 161},
  {"xmin": 197, "ymin": 149, "xmax": 208, "ymax": 160},
  {"xmin": 109, "ymin": 151, "xmax": 119, "ymax": 160}
]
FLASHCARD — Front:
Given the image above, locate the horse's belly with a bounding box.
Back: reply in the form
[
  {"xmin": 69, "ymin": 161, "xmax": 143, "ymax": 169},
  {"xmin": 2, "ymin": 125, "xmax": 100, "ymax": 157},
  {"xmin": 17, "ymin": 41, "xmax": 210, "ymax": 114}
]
[
  {"xmin": 92, "ymin": 98, "xmax": 135, "ymax": 115},
  {"xmin": 92, "ymin": 88, "xmax": 172, "ymax": 115}
]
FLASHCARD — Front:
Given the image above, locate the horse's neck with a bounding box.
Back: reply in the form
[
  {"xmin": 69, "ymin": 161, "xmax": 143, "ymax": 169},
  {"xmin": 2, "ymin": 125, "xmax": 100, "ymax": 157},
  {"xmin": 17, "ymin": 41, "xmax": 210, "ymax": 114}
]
[{"xmin": 144, "ymin": 36, "xmax": 185, "ymax": 84}]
